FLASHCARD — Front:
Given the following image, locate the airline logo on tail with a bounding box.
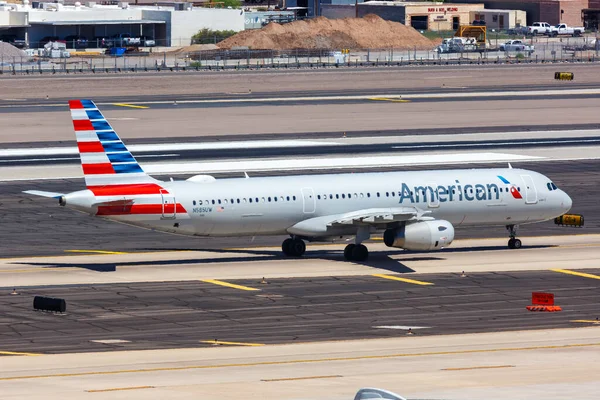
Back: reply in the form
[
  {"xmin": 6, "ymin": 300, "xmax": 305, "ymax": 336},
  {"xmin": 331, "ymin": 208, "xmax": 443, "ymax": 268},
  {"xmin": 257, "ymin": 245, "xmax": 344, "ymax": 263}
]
[
  {"xmin": 497, "ymin": 175, "xmax": 523, "ymax": 199},
  {"xmin": 69, "ymin": 99, "xmax": 187, "ymax": 217}
]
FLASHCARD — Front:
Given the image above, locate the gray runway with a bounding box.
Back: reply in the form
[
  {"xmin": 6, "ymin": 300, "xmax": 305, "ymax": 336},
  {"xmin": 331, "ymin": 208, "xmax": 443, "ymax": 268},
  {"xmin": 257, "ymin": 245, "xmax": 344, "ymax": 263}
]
[
  {"xmin": 1, "ymin": 269, "xmax": 598, "ymax": 354},
  {"xmin": 1, "ymin": 83, "xmax": 600, "ymax": 113},
  {"xmin": 3, "ymin": 159, "xmax": 595, "ymax": 258}
]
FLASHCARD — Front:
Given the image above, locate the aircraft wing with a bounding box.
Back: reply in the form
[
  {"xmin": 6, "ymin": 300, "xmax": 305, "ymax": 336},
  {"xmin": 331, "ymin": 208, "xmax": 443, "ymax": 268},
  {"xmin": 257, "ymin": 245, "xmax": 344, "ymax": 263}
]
[
  {"xmin": 23, "ymin": 190, "xmax": 64, "ymax": 199},
  {"xmin": 327, "ymin": 207, "xmax": 431, "ymax": 227}
]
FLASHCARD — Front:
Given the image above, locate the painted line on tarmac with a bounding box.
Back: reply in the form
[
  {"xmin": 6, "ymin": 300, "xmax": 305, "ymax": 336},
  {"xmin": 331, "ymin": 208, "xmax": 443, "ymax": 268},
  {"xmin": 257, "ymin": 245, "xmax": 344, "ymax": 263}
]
[
  {"xmin": 369, "ymin": 97, "xmax": 410, "ymax": 103},
  {"xmin": 201, "ymin": 279, "xmax": 260, "ymax": 291},
  {"xmin": 442, "ymin": 365, "xmax": 515, "ymax": 371},
  {"xmin": 261, "ymin": 375, "xmax": 342, "ymax": 382},
  {"xmin": 0, "ymin": 140, "xmax": 340, "ymax": 158},
  {"xmin": 1, "ymin": 342, "xmax": 599, "ymax": 381},
  {"xmin": 571, "ymin": 320, "xmax": 600, "ymax": 324},
  {"xmin": 86, "ymin": 386, "xmax": 154, "ymax": 393},
  {"xmin": 65, "ymin": 250, "xmax": 128, "ymax": 255},
  {"xmin": 0, "ymin": 350, "xmax": 42, "ymax": 356},
  {"xmin": 551, "ymin": 269, "xmax": 600, "ymax": 280},
  {"xmin": 112, "ymin": 103, "xmax": 149, "ymax": 109},
  {"xmin": 2, "ymin": 88, "xmax": 598, "ymax": 110},
  {"xmin": 373, "ymin": 274, "xmax": 434, "ymax": 286},
  {"xmin": 200, "ymin": 340, "xmax": 265, "ymax": 347}
]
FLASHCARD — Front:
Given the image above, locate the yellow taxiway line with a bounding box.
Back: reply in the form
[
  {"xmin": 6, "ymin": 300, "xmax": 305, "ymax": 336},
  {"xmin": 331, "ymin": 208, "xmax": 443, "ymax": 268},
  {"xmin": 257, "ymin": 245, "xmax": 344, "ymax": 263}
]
[
  {"xmin": 442, "ymin": 365, "xmax": 514, "ymax": 371},
  {"xmin": 86, "ymin": 386, "xmax": 154, "ymax": 393},
  {"xmin": 200, "ymin": 340, "xmax": 265, "ymax": 347},
  {"xmin": 369, "ymin": 97, "xmax": 410, "ymax": 103},
  {"xmin": 112, "ymin": 103, "xmax": 149, "ymax": 109},
  {"xmin": 1, "ymin": 342, "xmax": 598, "ymax": 381},
  {"xmin": 200, "ymin": 279, "xmax": 260, "ymax": 291},
  {"xmin": 551, "ymin": 269, "xmax": 600, "ymax": 280},
  {"xmin": 65, "ymin": 250, "xmax": 128, "ymax": 255},
  {"xmin": 571, "ymin": 320, "xmax": 600, "ymax": 324},
  {"xmin": 372, "ymin": 273, "xmax": 434, "ymax": 286},
  {"xmin": 0, "ymin": 350, "xmax": 42, "ymax": 356},
  {"xmin": 261, "ymin": 375, "xmax": 342, "ymax": 382}
]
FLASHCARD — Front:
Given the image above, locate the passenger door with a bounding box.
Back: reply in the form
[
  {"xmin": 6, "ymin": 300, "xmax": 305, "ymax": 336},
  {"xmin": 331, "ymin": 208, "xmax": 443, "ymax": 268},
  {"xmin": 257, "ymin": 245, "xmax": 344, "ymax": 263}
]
[
  {"xmin": 160, "ymin": 189, "xmax": 176, "ymax": 219},
  {"xmin": 301, "ymin": 187, "xmax": 316, "ymax": 214},
  {"xmin": 427, "ymin": 182, "xmax": 440, "ymax": 208},
  {"xmin": 520, "ymin": 175, "xmax": 538, "ymax": 204}
]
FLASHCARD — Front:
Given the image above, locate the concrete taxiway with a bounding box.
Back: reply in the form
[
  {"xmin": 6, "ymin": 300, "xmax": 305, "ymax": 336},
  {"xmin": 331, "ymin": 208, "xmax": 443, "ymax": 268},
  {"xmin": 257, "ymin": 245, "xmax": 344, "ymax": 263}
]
[
  {"xmin": 1, "ymin": 326, "xmax": 599, "ymax": 400},
  {"xmin": 2, "ymin": 262, "xmax": 600, "ymax": 354}
]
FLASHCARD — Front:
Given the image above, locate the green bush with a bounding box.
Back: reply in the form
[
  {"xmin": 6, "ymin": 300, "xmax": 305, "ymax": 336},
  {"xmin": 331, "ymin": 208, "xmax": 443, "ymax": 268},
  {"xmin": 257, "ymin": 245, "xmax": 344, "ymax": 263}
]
[
  {"xmin": 215, "ymin": 0, "xmax": 242, "ymax": 8},
  {"xmin": 192, "ymin": 28, "xmax": 237, "ymax": 44}
]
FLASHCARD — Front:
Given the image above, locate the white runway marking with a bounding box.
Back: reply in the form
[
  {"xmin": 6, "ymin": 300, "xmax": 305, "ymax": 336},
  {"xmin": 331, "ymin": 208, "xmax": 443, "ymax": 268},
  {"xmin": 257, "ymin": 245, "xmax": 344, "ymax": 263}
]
[
  {"xmin": 373, "ymin": 326, "xmax": 431, "ymax": 330},
  {"xmin": 0, "ymin": 140, "xmax": 340, "ymax": 158}
]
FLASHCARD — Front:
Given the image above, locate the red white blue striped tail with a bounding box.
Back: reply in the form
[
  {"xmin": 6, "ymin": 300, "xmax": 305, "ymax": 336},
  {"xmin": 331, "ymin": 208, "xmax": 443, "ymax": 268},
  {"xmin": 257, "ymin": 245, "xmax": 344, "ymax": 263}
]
[{"xmin": 69, "ymin": 99, "xmax": 159, "ymax": 192}]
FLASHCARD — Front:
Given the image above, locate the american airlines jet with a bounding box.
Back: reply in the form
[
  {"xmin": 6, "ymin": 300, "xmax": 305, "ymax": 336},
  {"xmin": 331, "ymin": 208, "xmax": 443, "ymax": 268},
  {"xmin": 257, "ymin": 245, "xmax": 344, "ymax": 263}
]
[{"xmin": 26, "ymin": 100, "xmax": 573, "ymax": 261}]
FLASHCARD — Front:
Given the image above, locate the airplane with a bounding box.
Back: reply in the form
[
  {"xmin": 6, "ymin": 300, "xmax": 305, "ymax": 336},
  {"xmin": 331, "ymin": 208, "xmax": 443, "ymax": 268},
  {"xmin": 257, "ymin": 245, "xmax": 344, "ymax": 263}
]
[{"xmin": 25, "ymin": 100, "xmax": 573, "ymax": 261}]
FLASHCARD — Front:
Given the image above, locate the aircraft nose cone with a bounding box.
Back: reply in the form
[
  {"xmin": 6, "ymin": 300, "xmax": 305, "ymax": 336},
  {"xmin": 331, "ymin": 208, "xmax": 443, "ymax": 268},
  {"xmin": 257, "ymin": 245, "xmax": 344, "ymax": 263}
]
[{"xmin": 562, "ymin": 192, "xmax": 572, "ymax": 213}]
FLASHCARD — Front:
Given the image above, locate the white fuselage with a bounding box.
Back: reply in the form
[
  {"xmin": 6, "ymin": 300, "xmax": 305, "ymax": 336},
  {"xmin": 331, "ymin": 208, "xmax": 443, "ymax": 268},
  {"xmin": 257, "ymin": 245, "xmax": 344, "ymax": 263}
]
[{"xmin": 93, "ymin": 167, "xmax": 571, "ymax": 239}]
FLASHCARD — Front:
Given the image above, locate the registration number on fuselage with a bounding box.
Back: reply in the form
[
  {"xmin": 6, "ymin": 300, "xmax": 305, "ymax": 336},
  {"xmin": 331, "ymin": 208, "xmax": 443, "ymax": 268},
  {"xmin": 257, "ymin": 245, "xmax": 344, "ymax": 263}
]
[{"xmin": 192, "ymin": 207, "xmax": 213, "ymax": 214}]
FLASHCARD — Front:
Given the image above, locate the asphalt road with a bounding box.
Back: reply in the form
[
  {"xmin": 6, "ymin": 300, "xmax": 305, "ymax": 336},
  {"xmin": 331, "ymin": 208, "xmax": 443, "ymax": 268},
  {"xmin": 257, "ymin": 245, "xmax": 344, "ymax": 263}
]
[
  {"xmin": 2, "ymin": 160, "xmax": 595, "ymax": 258},
  {"xmin": 1, "ymin": 269, "xmax": 598, "ymax": 354},
  {"xmin": 0, "ymin": 83, "xmax": 599, "ymax": 113}
]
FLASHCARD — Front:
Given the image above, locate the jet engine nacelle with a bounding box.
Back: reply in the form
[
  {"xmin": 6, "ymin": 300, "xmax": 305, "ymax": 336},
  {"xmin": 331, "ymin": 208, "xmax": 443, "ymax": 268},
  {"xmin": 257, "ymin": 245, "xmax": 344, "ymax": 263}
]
[{"xmin": 383, "ymin": 220, "xmax": 454, "ymax": 251}]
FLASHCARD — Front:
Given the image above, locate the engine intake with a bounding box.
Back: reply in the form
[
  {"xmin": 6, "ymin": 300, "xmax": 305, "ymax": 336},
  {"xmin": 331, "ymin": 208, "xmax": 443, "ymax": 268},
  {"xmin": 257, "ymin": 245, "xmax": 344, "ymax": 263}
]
[{"xmin": 384, "ymin": 220, "xmax": 454, "ymax": 251}]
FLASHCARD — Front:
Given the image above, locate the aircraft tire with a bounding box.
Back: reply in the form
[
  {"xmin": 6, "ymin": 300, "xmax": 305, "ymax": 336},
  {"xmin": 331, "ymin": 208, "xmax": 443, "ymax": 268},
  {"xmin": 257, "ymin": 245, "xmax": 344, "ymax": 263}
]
[
  {"xmin": 352, "ymin": 244, "xmax": 369, "ymax": 262},
  {"xmin": 290, "ymin": 238, "xmax": 306, "ymax": 257},
  {"xmin": 344, "ymin": 244, "xmax": 356, "ymax": 260},
  {"xmin": 282, "ymin": 238, "xmax": 293, "ymax": 256},
  {"xmin": 508, "ymin": 238, "xmax": 522, "ymax": 249}
]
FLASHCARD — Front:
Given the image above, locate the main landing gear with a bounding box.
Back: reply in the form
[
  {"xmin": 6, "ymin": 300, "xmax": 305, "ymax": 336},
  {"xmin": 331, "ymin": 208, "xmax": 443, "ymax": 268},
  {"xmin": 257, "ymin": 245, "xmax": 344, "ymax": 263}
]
[
  {"xmin": 506, "ymin": 225, "xmax": 522, "ymax": 249},
  {"xmin": 343, "ymin": 244, "xmax": 369, "ymax": 262},
  {"xmin": 282, "ymin": 237, "xmax": 306, "ymax": 257}
]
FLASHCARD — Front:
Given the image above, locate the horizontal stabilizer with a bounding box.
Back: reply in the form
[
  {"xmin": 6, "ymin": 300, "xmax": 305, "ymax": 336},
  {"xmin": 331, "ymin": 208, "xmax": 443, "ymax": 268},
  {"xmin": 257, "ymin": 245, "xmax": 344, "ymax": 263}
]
[{"xmin": 23, "ymin": 190, "xmax": 64, "ymax": 199}]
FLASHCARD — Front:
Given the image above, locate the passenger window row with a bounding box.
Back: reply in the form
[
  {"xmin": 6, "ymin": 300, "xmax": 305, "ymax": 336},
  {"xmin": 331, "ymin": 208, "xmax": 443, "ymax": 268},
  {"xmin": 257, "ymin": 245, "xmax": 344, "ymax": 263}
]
[{"xmin": 193, "ymin": 196, "xmax": 297, "ymax": 206}]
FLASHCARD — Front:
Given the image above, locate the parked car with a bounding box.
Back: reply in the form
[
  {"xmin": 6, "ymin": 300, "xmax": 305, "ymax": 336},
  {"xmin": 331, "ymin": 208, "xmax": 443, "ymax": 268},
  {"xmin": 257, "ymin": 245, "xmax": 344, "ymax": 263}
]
[
  {"xmin": 106, "ymin": 33, "xmax": 141, "ymax": 47},
  {"xmin": 527, "ymin": 22, "xmax": 551, "ymax": 35},
  {"xmin": 499, "ymin": 39, "xmax": 534, "ymax": 53},
  {"xmin": 0, "ymin": 34, "xmax": 27, "ymax": 49},
  {"xmin": 140, "ymin": 36, "xmax": 156, "ymax": 47},
  {"xmin": 507, "ymin": 26, "xmax": 528, "ymax": 36},
  {"xmin": 93, "ymin": 36, "xmax": 110, "ymax": 48},
  {"xmin": 546, "ymin": 23, "xmax": 585, "ymax": 37},
  {"xmin": 64, "ymin": 35, "xmax": 88, "ymax": 49}
]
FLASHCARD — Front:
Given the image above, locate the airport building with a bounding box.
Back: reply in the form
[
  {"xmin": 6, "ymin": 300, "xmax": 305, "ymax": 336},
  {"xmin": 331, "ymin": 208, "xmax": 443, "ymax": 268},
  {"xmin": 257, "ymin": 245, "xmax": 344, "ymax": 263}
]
[
  {"xmin": 0, "ymin": 1, "xmax": 246, "ymax": 47},
  {"xmin": 321, "ymin": 2, "xmax": 488, "ymax": 30},
  {"xmin": 449, "ymin": 0, "xmax": 588, "ymax": 26}
]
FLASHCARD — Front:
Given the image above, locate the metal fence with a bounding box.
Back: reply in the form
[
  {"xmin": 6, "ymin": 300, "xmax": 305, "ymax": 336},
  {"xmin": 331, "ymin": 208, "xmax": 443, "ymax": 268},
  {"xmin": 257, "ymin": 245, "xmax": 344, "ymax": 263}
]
[{"xmin": 2, "ymin": 37, "xmax": 599, "ymax": 75}]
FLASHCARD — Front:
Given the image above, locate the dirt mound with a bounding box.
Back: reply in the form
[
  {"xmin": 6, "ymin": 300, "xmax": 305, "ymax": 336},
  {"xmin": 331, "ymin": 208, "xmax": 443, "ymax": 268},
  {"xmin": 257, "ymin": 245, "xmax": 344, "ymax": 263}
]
[
  {"xmin": 0, "ymin": 42, "xmax": 27, "ymax": 59},
  {"xmin": 218, "ymin": 15, "xmax": 435, "ymax": 50}
]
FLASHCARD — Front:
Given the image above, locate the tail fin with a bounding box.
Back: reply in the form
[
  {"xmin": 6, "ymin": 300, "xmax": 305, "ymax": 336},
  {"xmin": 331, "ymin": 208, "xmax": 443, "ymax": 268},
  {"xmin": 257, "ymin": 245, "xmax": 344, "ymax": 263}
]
[{"xmin": 69, "ymin": 100, "xmax": 158, "ymax": 191}]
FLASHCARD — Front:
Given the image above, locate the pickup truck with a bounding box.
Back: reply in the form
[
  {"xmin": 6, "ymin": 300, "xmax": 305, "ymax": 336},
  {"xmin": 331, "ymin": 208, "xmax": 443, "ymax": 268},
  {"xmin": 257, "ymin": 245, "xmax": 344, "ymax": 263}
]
[
  {"xmin": 499, "ymin": 40, "xmax": 534, "ymax": 53},
  {"xmin": 527, "ymin": 22, "xmax": 551, "ymax": 35},
  {"xmin": 546, "ymin": 24, "xmax": 585, "ymax": 37},
  {"xmin": 107, "ymin": 33, "xmax": 141, "ymax": 47}
]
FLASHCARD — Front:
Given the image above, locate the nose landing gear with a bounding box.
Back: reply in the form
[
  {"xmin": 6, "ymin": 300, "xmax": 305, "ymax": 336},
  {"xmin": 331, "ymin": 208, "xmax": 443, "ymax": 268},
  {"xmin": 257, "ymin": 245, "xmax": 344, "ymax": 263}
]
[{"xmin": 506, "ymin": 225, "xmax": 522, "ymax": 249}]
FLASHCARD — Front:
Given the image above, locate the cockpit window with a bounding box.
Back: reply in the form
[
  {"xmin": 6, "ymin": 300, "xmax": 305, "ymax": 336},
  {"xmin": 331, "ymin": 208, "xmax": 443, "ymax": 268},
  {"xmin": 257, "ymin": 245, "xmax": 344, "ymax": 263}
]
[{"xmin": 551, "ymin": 183, "xmax": 558, "ymax": 190}]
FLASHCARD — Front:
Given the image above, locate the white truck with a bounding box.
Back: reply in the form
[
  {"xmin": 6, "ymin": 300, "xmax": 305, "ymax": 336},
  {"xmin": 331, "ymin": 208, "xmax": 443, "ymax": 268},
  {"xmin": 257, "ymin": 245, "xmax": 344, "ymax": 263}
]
[
  {"xmin": 546, "ymin": 23, "xmax": 585, "ymax": 37},
  {"xmin": 527, "ymin": 22, "xmax": 551, "ymax": 35},
  {"xmin": 499, "ymin": 40, "xmax": 534, "ymax": 54}
]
